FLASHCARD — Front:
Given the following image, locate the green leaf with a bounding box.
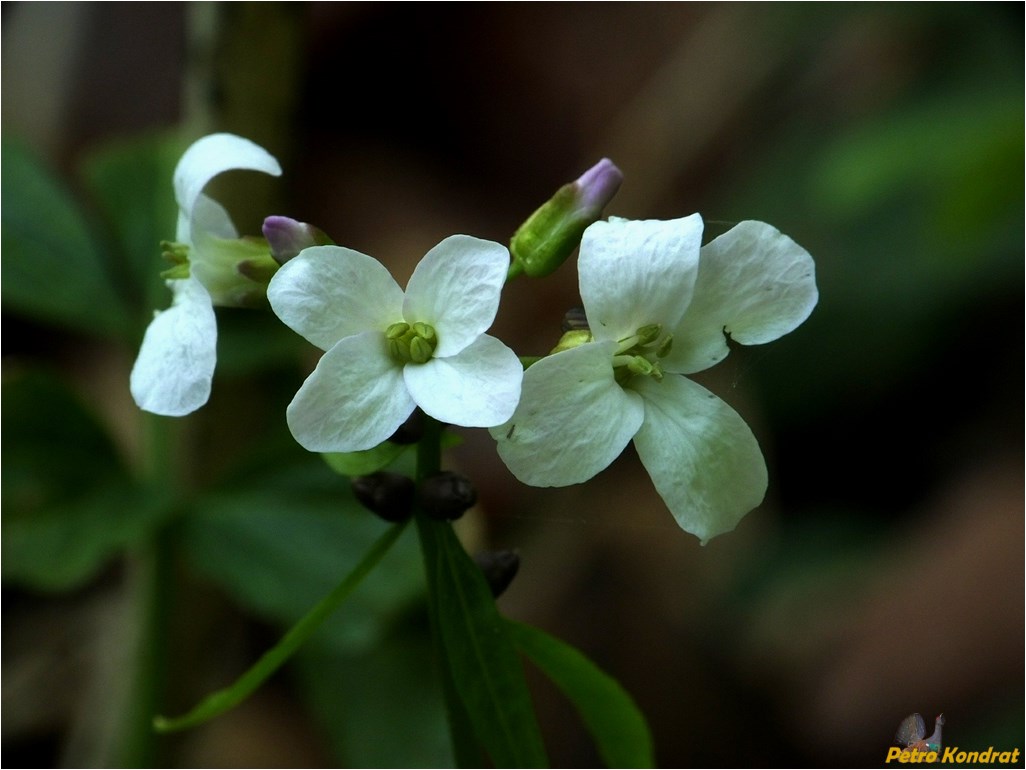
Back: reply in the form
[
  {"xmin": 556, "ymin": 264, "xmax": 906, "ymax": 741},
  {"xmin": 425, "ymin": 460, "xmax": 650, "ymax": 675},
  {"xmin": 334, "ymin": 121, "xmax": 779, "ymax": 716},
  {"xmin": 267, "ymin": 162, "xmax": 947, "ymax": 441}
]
[
  {"xmin": 417, "ymin": 516, "xmax": 548, "ymax": 768},
  {"xmin": 78, "ymin": 133, "xmax": 182, "ymax": 316},
  {"xmin": 156, "ymin": 520, "xmax": 408, "ymax": 733},
  {"xmin": 1, "ymin": 140, "xmax": 131, "ymax": 338},
  {"xmin": 182, "ymin": 468, "xmax": 425, "ymax": 651},
  {"xmin": 1, "ymin": 371, "xmax": 172, "ymax": 590},
  {"xmin": 508, "ymin": 620, "xmax": 654, "ymax": 769},
  {"xmin": 295, "ymin": 613, "xmax": 453, "ymax": 768}
]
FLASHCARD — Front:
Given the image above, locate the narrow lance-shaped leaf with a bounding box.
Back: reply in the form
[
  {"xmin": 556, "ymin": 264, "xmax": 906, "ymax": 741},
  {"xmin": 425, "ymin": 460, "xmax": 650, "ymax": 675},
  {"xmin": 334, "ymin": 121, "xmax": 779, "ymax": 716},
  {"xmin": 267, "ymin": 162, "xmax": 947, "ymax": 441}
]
[
  {"xmin": 416, "ymin": 516, "xmax": 548, "ymax": 768},
  {"xmin": 508, "ymin": 620, "xmax": 654, "ymax": 768}
]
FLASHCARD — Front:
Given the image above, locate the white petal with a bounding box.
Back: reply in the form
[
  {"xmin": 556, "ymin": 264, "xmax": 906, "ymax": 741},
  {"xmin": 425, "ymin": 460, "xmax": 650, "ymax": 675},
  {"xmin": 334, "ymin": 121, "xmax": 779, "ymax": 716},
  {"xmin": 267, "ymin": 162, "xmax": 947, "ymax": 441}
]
[
  {"xmin": 579, "ymin": 215, "xmax": 703, "ymax": 342},
  {"xmin": 285, "ymin": 331, "xmax": 415, "ymax": 452},
  {"xmin": 268, "ymin": 245, "xmax": 405, "ymax": 351},
  {"xmin": 187, "ymin": 193, "xmax": 239, "ymax": 242},
  {"xmin": 403, "ymin": 334, "xmax": 522, "ymax": 427},
  {"xmin": 631, "ymin": 376, "xmax": 768, "ymax": 543},
  {"xmin": 402, "ymin": 235, "xmax": 509, "ymax": 357},
  {"xmin": 129, "ymin": 277, "xmax": 217, "ymax": 416},
  {"xmin": 664, "ymin": 221, "xmax": 818, "ymax": 374},
  {"xmin": 173, "ymin": 133, "xmax": 281, "ymax": 221},
  {"xmin": 490, "ymin": 341, "xmax": 645, "ymax": 487}
]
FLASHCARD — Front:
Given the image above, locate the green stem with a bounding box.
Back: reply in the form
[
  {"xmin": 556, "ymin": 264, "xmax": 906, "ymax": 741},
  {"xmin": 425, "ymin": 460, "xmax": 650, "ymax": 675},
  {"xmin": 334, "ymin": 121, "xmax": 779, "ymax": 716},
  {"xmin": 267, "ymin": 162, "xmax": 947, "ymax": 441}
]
[
  {"xmin": 116, "ymin": 413, "xmax": 177, "ymax": 767},
  {"xmin": 153, "ymin": 519, "xmax": 408, "ymax": 733},
  {"xmin": 415, "ymin": 418, "xmax": 482, "ymax": 767}
]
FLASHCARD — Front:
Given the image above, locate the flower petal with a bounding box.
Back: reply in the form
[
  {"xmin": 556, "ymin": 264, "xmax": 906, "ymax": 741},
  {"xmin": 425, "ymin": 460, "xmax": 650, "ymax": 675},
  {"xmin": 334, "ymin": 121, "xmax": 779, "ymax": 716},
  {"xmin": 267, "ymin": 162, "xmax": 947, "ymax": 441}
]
[
  {"xmin": 186, "ymin": 193, "xmax": 239, "ymax": 244},
  {"xmin": 285, "ymin": 331, "xmax": 414, "ymax": 452},
  {"xmin": 402, "ymin": 235, "xmax": 509, "ymax": 357},
  {"xmin": 664, "ymin": 221, "xmax": 818, "ymax": 374},
  {"xmin": 403, "ymin": 334, "xmax": 522, "ymax": 427},
  {"xmin": 129, "ymin": 277, "xmax": 217, "ymax": 416},
  {"xmin": 579, "ymin": 214, "xmax": 703, "ymax": 342},
  {"xmin": 173, "ymin": 133, "xmax": 281, "ymax": 221},
  {"xmin": 631, "ymin": 375, "xmax": 768, "ymax": 543},
  {"xmin": 490, "ymin": 341, "xmax": 645, "ymax": 486},
  {"xmin": 268, "ymin": 245, "xmax": 405, "ymax": 351}
]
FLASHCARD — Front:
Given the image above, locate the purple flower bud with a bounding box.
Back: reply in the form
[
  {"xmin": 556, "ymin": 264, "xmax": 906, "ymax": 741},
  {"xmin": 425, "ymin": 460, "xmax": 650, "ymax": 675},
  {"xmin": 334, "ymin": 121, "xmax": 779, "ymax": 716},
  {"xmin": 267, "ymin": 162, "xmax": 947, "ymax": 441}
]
[
  {"xmin": 572, "ymin": 158, "xmax": 623, "ymax": 220},
  {"xmin": 262, "ymin": 215, "xmax": 332, "ymax": 264},
  {"xmin": 509, "ymin": 158, "xmax": 623, "ymax": 278}
]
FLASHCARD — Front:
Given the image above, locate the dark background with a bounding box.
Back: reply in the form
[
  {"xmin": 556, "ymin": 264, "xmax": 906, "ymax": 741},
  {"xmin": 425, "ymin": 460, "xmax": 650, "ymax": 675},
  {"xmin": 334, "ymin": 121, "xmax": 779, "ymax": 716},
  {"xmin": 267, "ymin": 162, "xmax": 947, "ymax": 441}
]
[{"xmin": 3, "ymin": 3, "xmax": 1023, "ymax": 767}]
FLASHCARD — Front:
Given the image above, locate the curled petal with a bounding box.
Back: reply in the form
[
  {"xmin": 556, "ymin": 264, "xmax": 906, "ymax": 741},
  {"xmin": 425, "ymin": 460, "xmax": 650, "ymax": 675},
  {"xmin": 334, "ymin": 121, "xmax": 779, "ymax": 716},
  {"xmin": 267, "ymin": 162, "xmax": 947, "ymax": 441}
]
[
  {"xmin": 404, "ymin": 334, "xmax": 522, "ymax": 427},
  {"xmin": 491, "ymin": 341, "xmax": 645, "ymax": 487},
  {"xmin": 130, "ymin": 277, "xmax": 217, "ymax": 416},
  {"xmin": 285, "ymin": 331, "xmax": 414, "ymax": 452},
  {"xmin": 268, "ymin": 245, "xmax": 405, "ymax": 351},
  {"xmin": 403, "ymin": 235, "xmax": 509, "ymax": 357},
  {"xmin": 579, "ymin": 215, "xmax": 703, "ymax": 342},
  {"xmin": 632, "ymin": 376, "xmax": 767, "ymax": 543},
  {"xmin": 664, "ymin": 221, "xmax": 818, "ymax": 374},
  {"xmin": 173, "ymin": 133, "xmax": 281, "ymax": 222}
]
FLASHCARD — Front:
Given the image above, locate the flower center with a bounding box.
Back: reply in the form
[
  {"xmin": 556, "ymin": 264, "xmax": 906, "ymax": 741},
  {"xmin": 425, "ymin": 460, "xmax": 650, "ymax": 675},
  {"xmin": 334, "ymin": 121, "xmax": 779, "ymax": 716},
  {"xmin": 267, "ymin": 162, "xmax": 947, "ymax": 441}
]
[
  {"xmin": 386, "ymin": 321, "xmax": 438, "ymax": 365},
  {"xmin": 612, "ymin": 324, "xmax": 672, "ymax": 385}
]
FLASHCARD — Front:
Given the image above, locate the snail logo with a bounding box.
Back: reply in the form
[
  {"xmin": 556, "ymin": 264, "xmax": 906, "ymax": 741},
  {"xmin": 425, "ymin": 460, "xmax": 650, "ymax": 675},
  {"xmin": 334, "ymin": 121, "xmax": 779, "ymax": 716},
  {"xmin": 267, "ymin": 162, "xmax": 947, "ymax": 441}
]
[{"xmin": 884, "ymin": 713, "xmax": 1022, "ymax": 765}]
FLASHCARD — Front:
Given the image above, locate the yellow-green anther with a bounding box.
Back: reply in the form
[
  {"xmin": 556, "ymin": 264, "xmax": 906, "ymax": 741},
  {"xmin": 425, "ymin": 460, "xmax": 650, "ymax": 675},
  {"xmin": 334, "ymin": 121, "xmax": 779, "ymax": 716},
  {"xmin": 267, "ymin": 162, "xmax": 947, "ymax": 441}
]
[
  {"xmin": 386, "ymin": 322, "xmax": 411, "ymax": 340},
  {"xmin": 655, "ymin": 334, "xmax": 673, "ymax": 358},
  {"xmin": 161, "ymin": 241, "xmax": 190, "ymax": 265},
  {"xmin": 636, "ymin": 324, "xmax": 662, "ymax": 346},
  {"xmin": 550, "ymin": 329, "xmax": 593, "ymax": 355},
  {"xmin": 626, "ymin": 356, "xmax": 655, "ymax": 377},
  {"xmin": 409, "ymin": 336, "xmax": 433, "ymax": 364},
  {"xmin": 412, "ymin": 322, "xmax": 436, "ymax": 343},
  {"xmin": 160, "ymin": 263, "xmax": 191, "ymax": 280},
  {"xmin": 388, "ymin": 338, "xmax": 406, "ymax": 361}
]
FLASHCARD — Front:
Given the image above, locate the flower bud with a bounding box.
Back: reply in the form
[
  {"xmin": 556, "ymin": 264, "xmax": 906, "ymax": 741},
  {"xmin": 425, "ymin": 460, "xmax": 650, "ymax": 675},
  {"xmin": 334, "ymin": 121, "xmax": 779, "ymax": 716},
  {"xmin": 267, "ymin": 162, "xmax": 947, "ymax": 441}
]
[
  {"xmin": 473, "ymin": 549, "xmax": 520, "ymax": 598},
  {"xmin": 262, "ymin": 215, "xmax": 332, "ymax": 264},
  {"xmin": 417, "ymin": 471, "xmax": 477, "ymax": 521},
  {"xmin": 351, "ymin": 471, "xmax": 415, "ymax": 522},
  {"xmin": 509, "ymin": 158, "xmax": 623, "ymax": 279},
  {"xmin": 388, "ymin": 409, "xmax": 425, "ymax": 445}
]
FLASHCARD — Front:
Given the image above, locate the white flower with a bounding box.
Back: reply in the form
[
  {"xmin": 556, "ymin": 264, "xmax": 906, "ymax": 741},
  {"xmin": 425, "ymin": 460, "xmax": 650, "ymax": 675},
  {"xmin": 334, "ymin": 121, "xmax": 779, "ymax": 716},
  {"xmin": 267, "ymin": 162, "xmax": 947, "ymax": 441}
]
[
  {"xmin": 130, "ymin": 133, "xmax": 282, "ymax": 416},
  {"xmin": 267, "ymin": 237, "xmax": 523, "ymax": 453},
  {"xmin": 491, "ymin": 215, "xmax": 818, "ymax": 542}
]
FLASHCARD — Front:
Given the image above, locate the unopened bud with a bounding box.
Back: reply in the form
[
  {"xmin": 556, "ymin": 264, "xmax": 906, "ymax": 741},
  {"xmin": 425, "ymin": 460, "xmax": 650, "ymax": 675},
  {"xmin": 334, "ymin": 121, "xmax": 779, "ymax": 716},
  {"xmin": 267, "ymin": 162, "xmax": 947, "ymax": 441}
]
[
  {"xmin": 509, "ymin": 158, "xmax": 623, "ymax": 279},
  {"xmin": 418, "ymin": 471, "xmax": 477, "ymax": 521},
  {"xmin": 262, "ymin": 215, "xmax": 332, "ymax": 264},
  {"xmin": 351, "ymin": 471, "xmax": 415, "ymax": 522},
  {"xmin": 473, "ymin": 549, "xmax": 520, "ymax": 598}
]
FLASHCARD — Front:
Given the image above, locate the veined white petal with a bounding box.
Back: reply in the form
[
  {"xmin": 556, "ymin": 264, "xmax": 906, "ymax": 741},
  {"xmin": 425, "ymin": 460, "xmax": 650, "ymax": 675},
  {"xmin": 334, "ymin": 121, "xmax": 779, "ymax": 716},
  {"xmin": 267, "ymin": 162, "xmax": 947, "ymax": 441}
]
[
  {"xmin": 632, "ymin": 376, "xmax": 767, "ymax": 544},
  {"xmin": 403, "ymin": 334, "xmax": 522, "ymax": 427},
  {"xmin": 579, "ymin": 214, "xmax": 703, "ymax": 342},
  {"xmin": 664, "ymin": 221, "xmax": 818, "ymax": 374},
  {"xmin": 188, "ymin": 193, "xmax": 239, "ymax": 243},
  {"xmin": 129, "ymin": 277, "xmax": 217, "ymax": 416},
  {"xmin": 173, "ymin": 133, "xmax": 281, "ymax": 222},
  {"xmin": 268, "ymin": 245, "xmax": 405, "ymax": 351},
  {"xmin": 490, "ymin": 341, "xmax": 645, "ymax": 487},
  {"xmin": 285, "ymin": 331, "xmax": 414, "ymax": 452},
  {"xmin": 402, "ymin": 235, "xmax": 509, "ymax": 357}
]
